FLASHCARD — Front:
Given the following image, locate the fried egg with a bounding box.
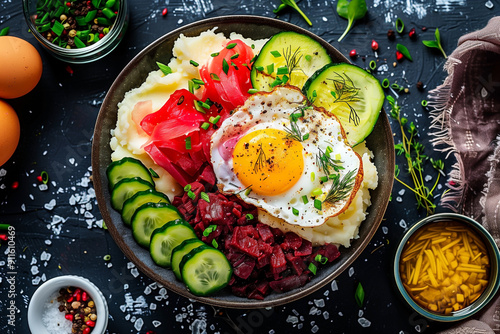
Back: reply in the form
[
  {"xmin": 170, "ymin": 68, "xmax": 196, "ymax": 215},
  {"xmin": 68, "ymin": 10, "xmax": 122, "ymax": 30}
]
[{"xmin": 210, "ymin": 86, "xmax": 363, "ymax": 227}]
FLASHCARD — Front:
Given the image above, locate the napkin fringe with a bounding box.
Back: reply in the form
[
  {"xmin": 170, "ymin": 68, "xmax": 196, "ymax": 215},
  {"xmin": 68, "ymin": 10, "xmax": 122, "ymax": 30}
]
[{"xmin": 427, "ymin": 56, "xmax": 464, "ymax": 212}]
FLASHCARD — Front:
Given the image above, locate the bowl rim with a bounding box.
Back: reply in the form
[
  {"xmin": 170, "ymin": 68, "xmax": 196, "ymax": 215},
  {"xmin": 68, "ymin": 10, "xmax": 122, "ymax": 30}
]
[
  {"xmin": 27, "ymin": 275, "xmax": 109, "ymax": 334},
  {"xmin": 393, "ymin": 212, "xmax": 500, "ymax": 322},
  {"xmin": 91, "ymin": 14, "xmax": 395, "ymax": 308}
]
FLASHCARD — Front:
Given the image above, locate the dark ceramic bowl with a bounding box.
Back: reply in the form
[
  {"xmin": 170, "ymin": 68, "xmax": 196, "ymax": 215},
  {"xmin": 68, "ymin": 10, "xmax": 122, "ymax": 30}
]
[{"xmin": 92, "ymin": 15, "xmax": 395, "ymax": 308}]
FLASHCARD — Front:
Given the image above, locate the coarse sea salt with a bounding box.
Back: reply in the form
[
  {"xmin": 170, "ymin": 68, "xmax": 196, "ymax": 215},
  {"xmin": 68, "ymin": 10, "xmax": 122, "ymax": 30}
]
[{"xmin": 42, "ymin": 291, "xmax": 73, "ymax": 334}]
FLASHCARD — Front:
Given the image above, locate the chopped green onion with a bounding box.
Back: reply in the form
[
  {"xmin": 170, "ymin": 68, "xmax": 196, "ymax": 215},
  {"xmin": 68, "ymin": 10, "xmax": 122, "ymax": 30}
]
[
  {"xmin": 320, "ymin": 176, "xmax": 328, "ymax": 183},
  {"xmin": 231, "ymin": 62, "xmax": 238, "ymax": 70},
  {"xmin": 246, "ymin": 213, "xmax": 254, "ymax": 220},
  {"xmin": 251, "ymin": 44, "xmax": 255, "ymax": 49},
  {"xmin": 277, "ymin": 66, "xmax": 288, "ymax": 75},
  {"xmin": 314, "ymin": 199, "xmax": 322, "ymax": 210},
  {"xmin": 103, "ymin": 254, "xmax": 111, "ymax": 261},
  {"xmin": 184, "ymin": 184, "xmax": 192, "ymax": 192},
  {"xmin": 102, "ymin": 7, "xmax": 116, "ymax": 19},
  {"xmin": 197, "ymin": 100, "xmax": 211, "ymax": 110},
  {"xmin": 212, "ymin": 239, "xmax": 219, "ymax": 248},
  {"xmin": 226, "ymin": 42, "xmax": 237, "ymax": 49},
  {"xmin": 187, "ymin": 190, "xmax": 196, "ymax": 200},
  {"xmin": 210, "ymin": 73, "xmax": 220, "ymax": 81},
  {"xmin": 248, "ymin": 88, "xmax": 258, "ymax": 94},
  {"xmin": 40, "ymin": 171, "xmax": 49, "ymax": 184},
  {"xmin": 281, "ymin": 75, "xmax": 289, "ymax": 84},
  {"xmin": 203, "ymin": 224, "xmax": 217, "ymax": 237},
  {"xmin": 200, "ymin": 192, "xmax": 210, "ymax": 203},
  {"xmin": 244, "ymin": 188, "xmax": 252, "ymax": 196},
  {"xmin": 210, "ymin": 115, "xmax": 221, "ymax": 124},
  {"xmin": 105, "ymin": 0, "xmax": 116, "ymax": 7},
  {"xmin": 302, "ymin": 133, "xmax": 309, "ymax": 141},
  {"xmin": 230, "ymin": 53, "xmax": 240, "ymax": 59},
  {"xmin": 84, "ymin": 10, "xmax": 97, "ymax": 23},
  {"xmin": 311, "ymin": 172, "xmax": 315, "ymax": 182},
  {"xmin": 73, "ymin": 36, "xmax": 86, "ymax": 48},
  {"xmin": 305, "ymin": 54, "xmax": 312, "ymax": 61},
  {"xmin": 270, "ymin": 50, "xmax": 281, "ymax": 57},
  {"xmin": 421, "ymin": 100, "xmax": 428, "ymax": 107},
  {"xmin": 381, "ymin": 78, "xmax": 390, "ymax": 89},
  {"xmin": 190, "ymin": 60, "xmax": 199, "ymax": 67},
  {"xmin": 302, "ymin": 195, "xmax": 309, "ymax": 204},
  {"xmin": 315, "ymin": 254, "xmax": 328, "ymax": 264},
  {"xmin": 308, "ymin": 262, "xmax": 317, "ymax": 275},
  {"xmin": 267, "ymin": 63, "xmax": 274, "ymax": 74},
  {"xmin": 355, "ymin": 282, "xmax": 365, "ymax": 308},
  {"xmin": 0, "ymin": 27, "xmax": 10, "ymax": 36},
  {"xmin": 292, "ymin": 207, "xmax": 299, "ymax": 216},
  {"xmin": 396, "ymin": 18, "xmax": 404, "ymax": 33},
  {"xmin": 201, "ymin": 122, "xmax": 210, "ymax": 130},
  {"xmin": 311, "ymin": 188, "xmax": 323, "ymax": 197},
  {"xmin": 369, "ymin": 60, "xmax": 377, "ymax": 70},
  {"xmin": 270, "ymin": 77, "xmax": 282, "ymax": 88},
  {"xmin": 222, "ymin": 59, "xmax": 229, "ymax": 75},
  {"xmin": 211, "ymin": 52, "xmax": 220, "ymax": 57},
  {"xmin": 157, "ymin": 62, "xmax": 172, "ymax": 75},
  {"xmin": 51, "ymin": 20, "xmax": 64, "ymax": 36},
  {"xmin": 96, "ymin": 17, "xmax": 110, "ymax": 25},
  {"xmin": 326, "ymin": 146, "xmax": 333, "ymax": 154},
  {"xmin": 185, "ymin": 136, "xmax": 192, "ymax": 150},
  {"xmin": 192, "ymin": 78, "xmax": 204, "ymax": 85}
]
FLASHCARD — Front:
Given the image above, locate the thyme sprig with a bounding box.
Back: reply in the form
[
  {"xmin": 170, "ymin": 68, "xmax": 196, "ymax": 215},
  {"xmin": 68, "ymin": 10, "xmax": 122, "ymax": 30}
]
[
  {"xmin": 387, "ymin": 95, "xmax": 444, "ymax": 215},
  {"xmin": 327, "ymin": 72, "xmax": 361, "ymax": 126},
  {"xmin": 323, "ymin": 169, "xmax": 357, "ymax": 204}
]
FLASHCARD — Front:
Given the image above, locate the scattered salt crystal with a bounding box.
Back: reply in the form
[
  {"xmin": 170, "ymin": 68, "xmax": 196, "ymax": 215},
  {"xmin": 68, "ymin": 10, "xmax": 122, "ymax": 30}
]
[
  {"xmin": 125, "ymin": 314, "xmax": 131, "ymax": 321},
  {"xmin": 311, "ymin": 325, "xmax": 319, "ymax": 333},
  {"xmin": 39, "ymin": 183, "xmax": 49, "ymax": 191},
  {"xmin": 119, "ymin": 305, "xmax": 127, "ymax": 313},
  {"xmin": 32, "ymin": 276, "xmax": 41, "ymax": 285},
  {"xmin": 309, "ymin": 307, "xmax": 318, "ymax": 315},
  {"xmin": 69, "ymin": 195, "xmax": 76, "ymax": 205},
  {"xmin": 153, "ymin": 320, "xmax": 161, "ymax": 327},
  {"xmin": 31, "ymin": 265, "xmax": 39, "ymax": 275},
  {"xmin": 21, "ymin": 204, "xmax": 26, "ymax": 211},
  {"xmin": 415, "ymin": 325, "xmax": 422, "ymax": 332},
  {"xmin": 292, "ymin": 309, "xmax": 299, "ymax": 316},
  {"xmin": 298, "ymin": 323, "xmax": 303, "ymax": 329},
  {"xmin": 41, "ymin": 273, "xmax": 47, "ymax": 282},
  {"xmin": 348, "ymin": 267, "xmax": 354, "ymax": 277},
  {"xmin": 51, "ymin": 215, "xmax": 65, "ymax": 225},
  {"xmin": 175, "ymin": 313, "xmax": 183, "ymax": 322},
  {"xmin": 323, "ymin": 311, "xmax": 330, "ymax": 320},
  {"xmin": 322, "ymin": 17, "xmax": 327, "ymax": 21},
  {"xmin": 0, "ymin": 261, "xmax": 4, "ymax": 266},
  {"xmin": 150, "ymin": 303, "xmax": 157, "ymax": 310},
  {"xmin": 338, "ymin": 312, "xmax": 343, "ymax": 316},
  {"xmin": 286, "ymin": 315, "xmax": 299, "ymax": 324},
  {"xmin": 382, "ymin": 226, "xmax": 388, "ymax": 234},
  {"xmin": 29, "ymin": 194, "xmax": 34, "ymax": 200},
  {"xmin": 314, "ymin": 299, "xmax": 325, "ymax": 308},
  {"xmin": 399, "ymin": 219, "xmax": 407, "ymax": 229},
  {"xmin": 130, "ymin": 268, "xmax": 139, "ymax": 278},
  {"xmin": 358, "ymin": 310, "xmax": 364, "ymax": 317},
  {"xmin": 396, "ymin": 196, "xmax": 403, "ymax": 202},
  {"xmin": 191, "ymin": 319, "xmax": 206, "ymax": 334},
  {"xmin": 398, "ymin": 189, "xmax": 405, "ymax": 196},
  {"xmin": 69, "ymin": 158, "xmax": 75, "ymax": 165},
  {"xmin": 358, "ymin": 317, "xmax": 371, "ymax": 327},
  {"xmin": 177, "ymin": 19, "xmax": 183, "ymax": 24},
  {"xmin": 159, "ymin": 287, "xmax": 167, "ymax": 296},
  {"xmin": 31, "ymin": 257, "xmax": 37, "ymax": 265},
  {"xmin": 123, "ymin": 284, "xmax": 129, "ymax": 290},
  {"xmin": 127, "ymin": 262, "xmax": 135, "ymax": 269},
  {"xmin": 144, "ymin": 286, "xmax": 152, "ymax": 295},
  {"xmin": 40, "ymin": 251, "xmax": 51, "ymax": 262},
  {"xmin": 44, "ymin": 199, "xmax": 56, "ymax": 210},
  {"xmin": 331, "ymin": 280, "xmax": 338, "ymax": 291},
  {"xmin": 424, "ymin": 175, "xmax": 433, "ymax": 182},
  {"xmin": 323, "ymin": 290, "xmax": 329, "ymax": 296},
  {"xmin": 134, "ymin": 318, "xmax": 144, "ymax": 331},
  {"xmin": 485, "ymin": 0, "xmax": 494, "ymax": 8},
  {"xmin": 107, "ymin": 262, "xmax": 112, "ymax": 268},
  {"xmin": 0, "ymin": 169, "xmax": 6, "ymax": 177},
  {"xmin": 43, "ymin": 150, "xmax": 47, "ymax": 155}
]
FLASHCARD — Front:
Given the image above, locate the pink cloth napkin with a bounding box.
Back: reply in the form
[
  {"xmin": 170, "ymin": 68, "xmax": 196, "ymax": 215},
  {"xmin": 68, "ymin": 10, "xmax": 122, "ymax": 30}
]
[{"xmin": 428, "ymin": 16, "xmax": 500, "ymax": 333}]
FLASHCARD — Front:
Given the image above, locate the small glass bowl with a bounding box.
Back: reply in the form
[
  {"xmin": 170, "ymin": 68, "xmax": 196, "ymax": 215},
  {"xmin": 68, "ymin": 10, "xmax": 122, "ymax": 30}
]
[
  {"xmin": 22, "ymin": 0, "xmax": 128, "ymax": 64},
  {"xmin": 394, "ymin": 213, "xmax": 500, "ymax": 322},
  {"xmin": 28, "ymin": 275, "xmax": 108, "ymax": 333}
]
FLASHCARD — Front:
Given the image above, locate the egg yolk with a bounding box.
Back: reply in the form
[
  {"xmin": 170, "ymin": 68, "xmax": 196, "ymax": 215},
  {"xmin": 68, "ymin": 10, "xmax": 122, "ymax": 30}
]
[{"xmin": 232, "ymin": 129, "xmax": 304, "ymax": 196}]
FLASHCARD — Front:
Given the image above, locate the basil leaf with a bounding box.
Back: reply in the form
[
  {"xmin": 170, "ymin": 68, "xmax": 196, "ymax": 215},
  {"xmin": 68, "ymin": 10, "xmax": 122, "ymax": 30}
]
[
  {"xmin": 422, "ymin": 40, "xmax": 439, "ymax": 48},
  {"xmin": 337, "ymin": 0, "xmax": 367, "ymax": 42},
  {"xmin": 396, "ymin": 43, "xmax": 413, "ymax": 62}
]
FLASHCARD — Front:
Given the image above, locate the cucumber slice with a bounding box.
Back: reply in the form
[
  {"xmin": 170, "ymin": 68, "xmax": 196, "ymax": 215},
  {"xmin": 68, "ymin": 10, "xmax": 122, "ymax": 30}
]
[
  {"xmin": 107, "ymin": 157, "xmax": 155, "ymax": 190},
  {"xmin": 171, "ymin": 238, "xmax": 205, "ymax": 280},
  {"xmin": 110, "ymin": 177, "xmax": 154, "ymax": 211},
  {"xmin": 131, "ymin": 202, "xmax": 182, "ymax": 248},
  {"xmin": 180, "ymin": 244, "xmax": 232, "ymax": 296},
  {"xmin": 251, "ymin": 31, "xmax": 332, "ymax": 92},
  {"xmin": 122, "ymin": 189, "xmax": 171, "ymax": 226},
  {"xmin": 149, "ymin": 219, "xmax": 197, "ymax": 268},
  {"xmin": 303, "ymin": 63, "xmax": 384, "ymax": 146}
]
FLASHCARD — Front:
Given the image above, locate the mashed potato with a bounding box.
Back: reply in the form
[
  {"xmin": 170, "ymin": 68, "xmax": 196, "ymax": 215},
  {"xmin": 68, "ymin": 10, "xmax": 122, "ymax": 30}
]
[{"xmin": 110, "ymin": 29, "xmax": 378, "ymax": 247}]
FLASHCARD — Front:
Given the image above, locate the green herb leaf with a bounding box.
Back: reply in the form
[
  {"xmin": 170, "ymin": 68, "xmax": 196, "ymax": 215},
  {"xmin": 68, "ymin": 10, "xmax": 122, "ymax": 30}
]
[
  {"xmin": 422, "ymin": 28, "xmax": 447, "ymax": 59},
  {"xmin": 157, "ymin": 62, "xmax": 172, "ymax": 76},
  {"xmin": 276, "ymin": 0, "xmax": 312, "ymax": 26},
  {"xmin": 0, "ymin": 27, "xmax": 10, "ymax": 36},
  {"xmin": 396, "ymin": 43, "xmax": 413, "ymax": 61},
  {"xmin": 190, "ymin": 60, "xmax": 199, "ymax": 67},
  {"xmin": 212, "ymin": 239, "xmax": 219, "ymax": 248},
  {"xmin": 200, "ymin": 192, "xmax": 210, "ymax": 203},
  {"xmin": 226, "ymin": 42, "xmax": 237, "ymax": 49},
  {"xmin": 336, "ymin": 0, "xmax": 349, "ymax": 19},
  {"xmin": 422, "ymin": 40, "xmax": 439, "ymax": 48},
  {"xmin": 210, "ymin": 73, "xmax": 220, "ymax": 81},
  {"xmin": 337, "ymin": 0, "xmax": 367, "ymax": 42},
  {"xmin": 149, "ymin": 168, "xmax": 159, "ymax": 178},
  {"xmin": 355, "ymin": 282, "xmax": 365, "ymax": 308},
  {"xmin": 308, "ymin": 262, "xmax": 317, "ymax": 275},
  {"xmin": 222, "ymin": 59, "xmax": 229, "ymax": 75}
]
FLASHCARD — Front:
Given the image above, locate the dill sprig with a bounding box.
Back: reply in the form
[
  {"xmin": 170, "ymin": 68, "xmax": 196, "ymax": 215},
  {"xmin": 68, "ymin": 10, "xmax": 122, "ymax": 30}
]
[
  {"xmin": 387, "ymin": 95, "xmax": 444, "ymax": 215},
  {"xmin": 283, "ymin": 45, "xmax": 303, "ymax": 79},
  {"xmin": 253, "ymin": 144, "xmax": 266, "ymax": 173},
  {"xmin": 316, "ymin": 146, "xmax": 344, "ymax": 175},
  {"xmin": 323, "ymin": 169, "xmax": 357, "ymax": 204},
  {"xmin": 327, "ymin": 72, "xmax": 361, "ymax": 126},
  {"xmin": 283, "ymin": 107, "xmax": 309, "ymax": 142}
]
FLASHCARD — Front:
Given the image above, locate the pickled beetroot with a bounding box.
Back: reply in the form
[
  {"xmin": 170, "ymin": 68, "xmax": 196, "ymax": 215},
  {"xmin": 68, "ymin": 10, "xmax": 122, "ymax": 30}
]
[{"xmin": 173, "ymin": 180, "xmax": 342, "ymax": 299}]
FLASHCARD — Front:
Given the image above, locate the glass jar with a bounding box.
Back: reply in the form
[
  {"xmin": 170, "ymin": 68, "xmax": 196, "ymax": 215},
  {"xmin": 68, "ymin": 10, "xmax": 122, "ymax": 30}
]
[{"xmin": 22, "ymin": 0, "xmax": 128, "ymax": 64}]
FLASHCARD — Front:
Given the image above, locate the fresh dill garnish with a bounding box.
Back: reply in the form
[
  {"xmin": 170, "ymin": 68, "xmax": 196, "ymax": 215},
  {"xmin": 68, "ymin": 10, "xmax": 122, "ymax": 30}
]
[
  {"xmin": 323, "ymin": 169, "xmax": 357, "ymax": 204},
  {"xmin": 327, "ymin": 72, "xmax": 361, "ymax": 126},
  {"xmin": 253, "ymin": 144, "xmax": 267, "ymax": 173},
  {"xmin": 316, "ymin": 146, "xmax": 344, "ymax": 175},
  {"xmin": 283, "ymin": 45, "xmax": 304, "ymax": 80},
  {"xmin": 284, "ymin": 106, "xmax": 308, "ymax": 142}
]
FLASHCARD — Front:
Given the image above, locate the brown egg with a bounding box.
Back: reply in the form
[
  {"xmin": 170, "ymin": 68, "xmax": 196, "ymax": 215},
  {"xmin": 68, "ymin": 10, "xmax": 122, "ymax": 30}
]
[
  {"xmin": 0, "ymin": 36, "xmax": 43, "ymax": 99},
  {"xmin": 0, "ymin": 99, "xmax": 20, "ymax": 166}
]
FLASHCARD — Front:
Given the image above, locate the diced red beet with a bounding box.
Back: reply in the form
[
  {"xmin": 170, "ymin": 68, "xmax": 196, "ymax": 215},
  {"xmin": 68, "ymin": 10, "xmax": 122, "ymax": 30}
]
[
  {"xmin": 231, "ymin": 284, "xmax": 249, "ymax": 297},
  {"xmin": 294, "ymin": 239, "xmax": 312, "ymax": 257},
  {"xmin": 247, "ymin": 289, "xmax": 264, "ymax": 300},
  {"xmin": 281, "ymin": 232, "xmax": 302, "ymax": 251},
  {"xmin": 228, "ymin": 227, "xmax": 260, "ymax": 258},
  {"xmin": 196, "ymin": 165, "xmax": 216, "ymax": 186},
  {"xmin": 322, "ymin": 243, "xmax": 341, "ymax": 262},
  {"xmin": 255, "ymin": 280, "xmax": 270, "ymax": 296},
  {"xmin": 270, "ymin": 245, "xmax": 287, "ymax": 276},
  {"xmin": 269, "ymin": 273, "xmax": 310, "ymax": 293},
  {"xmin": 256, "ymin": 223, "xmax": 274, "ymax": 244},
  {"xmin": 256, "ymin": 253, "xmax": 270, "ymax": 269},
  {"xmin": 232, "ymin": 256, "xmax": 255, "ymax": 280},
  {"xmin": 257, "ymin": 239, "xmax": 273, "ymax": 255},
  {"xmin": 285, "ymin": 252, "xmax": 307, "ymax": 276}
]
